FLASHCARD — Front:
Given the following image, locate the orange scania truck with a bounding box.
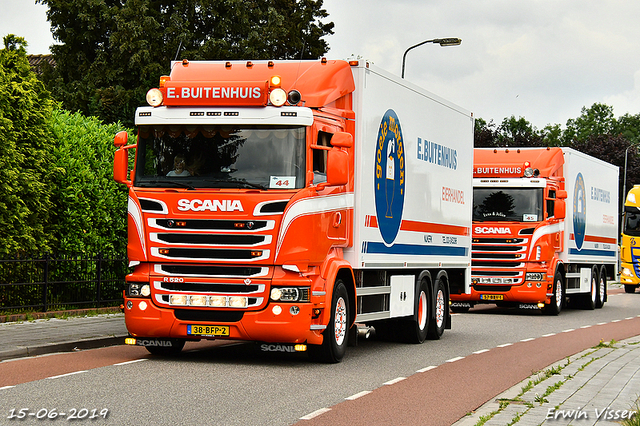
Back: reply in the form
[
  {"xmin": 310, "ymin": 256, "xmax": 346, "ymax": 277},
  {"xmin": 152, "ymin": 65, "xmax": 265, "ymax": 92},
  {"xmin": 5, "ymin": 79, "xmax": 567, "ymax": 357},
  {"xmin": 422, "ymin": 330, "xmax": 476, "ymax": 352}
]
[
  {"xmin": 450, "ymin": 147, "xmax": 618, "ymax": 315},
  {"xmin": 113, "ymin": 59, "xmax": 473, "ymax": 362}
]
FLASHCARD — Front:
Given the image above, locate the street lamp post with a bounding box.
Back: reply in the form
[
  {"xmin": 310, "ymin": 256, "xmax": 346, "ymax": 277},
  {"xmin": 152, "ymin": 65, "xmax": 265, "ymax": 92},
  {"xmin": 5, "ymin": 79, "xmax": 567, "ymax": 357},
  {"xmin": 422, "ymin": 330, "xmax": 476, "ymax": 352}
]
[
  {"xmin": 621, "ymin": 145, "xmax": 635, "ymax": 235},
  {"xmin": 401, "ymin": 38, "xmax": 462, "ymax": 79}
]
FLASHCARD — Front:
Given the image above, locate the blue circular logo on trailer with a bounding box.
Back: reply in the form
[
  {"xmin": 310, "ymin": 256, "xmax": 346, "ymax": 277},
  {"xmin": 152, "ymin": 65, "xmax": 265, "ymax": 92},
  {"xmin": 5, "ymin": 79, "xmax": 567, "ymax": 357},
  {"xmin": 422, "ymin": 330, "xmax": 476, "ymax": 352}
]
[
  {"xmin": 573, "ymin": 173, "xmax": 587, "ymax": 250},
  {"xmin": 374, "ymin": 109, "xmax": 406, "ymax": 246}
]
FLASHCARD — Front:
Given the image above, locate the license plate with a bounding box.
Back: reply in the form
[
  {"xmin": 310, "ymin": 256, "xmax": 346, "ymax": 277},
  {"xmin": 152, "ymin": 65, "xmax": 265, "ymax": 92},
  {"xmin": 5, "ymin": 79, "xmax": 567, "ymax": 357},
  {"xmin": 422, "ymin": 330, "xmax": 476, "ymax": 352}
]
[
  {"xmin": 187, "ymin": 325, "xmax": 230, "ymax": 336},
  {"xmin": 480, "ymin": 294, "xmax": 504, "ymax": 301}
]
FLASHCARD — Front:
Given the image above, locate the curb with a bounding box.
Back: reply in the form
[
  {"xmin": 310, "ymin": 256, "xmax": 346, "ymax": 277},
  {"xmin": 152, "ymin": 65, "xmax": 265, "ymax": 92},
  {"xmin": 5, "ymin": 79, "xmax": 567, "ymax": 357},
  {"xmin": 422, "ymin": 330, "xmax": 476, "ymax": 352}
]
[
  {"xmin": 0, "ymin": 307, "xmax": 122, "ymax": 324},
  {"xmin": 0, "ymin": 335, "xmax": 128, "ymax": 362}
]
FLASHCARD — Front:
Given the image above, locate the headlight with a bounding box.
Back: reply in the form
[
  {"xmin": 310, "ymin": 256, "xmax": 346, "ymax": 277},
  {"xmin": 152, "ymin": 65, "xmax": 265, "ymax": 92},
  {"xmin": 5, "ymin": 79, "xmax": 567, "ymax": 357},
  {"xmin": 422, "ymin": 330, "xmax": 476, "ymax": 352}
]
[
  {"xmin": 270, "ymin": 287, "xmax": 310, "ymax": 302},
  {"xmin": 526, "ymin": 272, "xmax": 546, "ymax": 281},
  {"xmin": 128, "ymin": 283, "xmax": 151, "ymax": 298},
  {"xmin": 269, "ymin": 88, "xmax": 287, "ymax": 106},
  {"xmin": 189, "ymin": 295, "xmax": 207, "ymax": 306},
  {"xmin": 622, "ymin": 268, "xmax": 633, "ymax": 277},
  {"xmin": 146, "ymin": 88, "xmax": 163, "ymax": 107},
  {"xmin": 228, "ymin": 296, "xmax": 248, "ymax": 308}
]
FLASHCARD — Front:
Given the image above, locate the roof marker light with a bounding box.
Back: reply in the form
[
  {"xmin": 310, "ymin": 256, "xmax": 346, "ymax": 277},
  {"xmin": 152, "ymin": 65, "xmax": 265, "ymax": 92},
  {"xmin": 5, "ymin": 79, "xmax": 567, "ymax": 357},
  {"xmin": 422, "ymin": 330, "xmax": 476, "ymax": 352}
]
[{"xmin": 270, "ymin": 75, "xmax": 282, "ymax": 87}]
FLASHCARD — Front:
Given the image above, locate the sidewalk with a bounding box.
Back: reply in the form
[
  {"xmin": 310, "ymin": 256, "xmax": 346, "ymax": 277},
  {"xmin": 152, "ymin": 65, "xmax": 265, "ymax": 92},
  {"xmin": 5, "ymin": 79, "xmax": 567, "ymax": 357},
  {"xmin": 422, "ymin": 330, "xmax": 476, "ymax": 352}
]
[
  {"xmin": 0, "ymin": 313, "xmax": 128, "ymax": 361},
  {"xmin": 454, "ymin": 335, "xmax": 640, "ymax": 426}
]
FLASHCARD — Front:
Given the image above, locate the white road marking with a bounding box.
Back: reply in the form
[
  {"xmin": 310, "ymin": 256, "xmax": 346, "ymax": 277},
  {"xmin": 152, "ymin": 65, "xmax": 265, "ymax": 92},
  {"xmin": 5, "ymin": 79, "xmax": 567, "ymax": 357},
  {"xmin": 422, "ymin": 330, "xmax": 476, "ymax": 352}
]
[
  {"xmin": 47, "ymin": 370, "xmax": 88, "ymax": 380},
  {"xmin": 446, "ymin": 356, "xmax": 464, "ymax": 363},
  {"xmin": 345, "ymin": 391, "xmax": 371, "ymax": 400},
  {"xmin": 473, "ymin": 349, "xmax": 490, "ymax": 355},
  {"xmin": 417, "ymin": 366, "xmax": 437, "ymax": 373},
  {"xmin": 383, "ymin": 377, "xmax": 406, "ymax": 385},
  {"xmin": 114, "ymin": 359, "xmax": 148, "ymax": 366},
  {"xmin": 300, "ymin": 408, "xmax": 331, "ymax": 420},
  {"xmin": 497, "ymin": 343, "xmax": 513, "ymax": 348}
]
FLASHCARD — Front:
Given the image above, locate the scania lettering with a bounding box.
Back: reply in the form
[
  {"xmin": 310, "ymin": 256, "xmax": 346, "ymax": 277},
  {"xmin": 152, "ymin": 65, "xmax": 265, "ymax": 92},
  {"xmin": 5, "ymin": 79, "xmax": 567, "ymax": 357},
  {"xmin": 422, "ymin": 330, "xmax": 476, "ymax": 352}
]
[
  {"xmin": 475, "ymin": 227, "xmax": 512, "ymax": 234},
  {"xmin": 177, "ymin": 199, "xmax": 244, "ymax": 212},
  {"xmin": 451, "ymin": 147, "xmax": 618, "ymax": 315},
  {"xmin": 114, "ymin": 59, "xmax": 473, "ymax": 362}
]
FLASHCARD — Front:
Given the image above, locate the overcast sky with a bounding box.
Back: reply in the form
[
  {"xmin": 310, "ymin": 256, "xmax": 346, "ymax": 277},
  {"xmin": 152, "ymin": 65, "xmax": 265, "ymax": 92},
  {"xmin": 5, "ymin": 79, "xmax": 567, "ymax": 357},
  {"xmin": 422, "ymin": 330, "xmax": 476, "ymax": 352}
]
[{"xmin": 3, "ymin": 0, "xmax": 640, "ymax": 130}]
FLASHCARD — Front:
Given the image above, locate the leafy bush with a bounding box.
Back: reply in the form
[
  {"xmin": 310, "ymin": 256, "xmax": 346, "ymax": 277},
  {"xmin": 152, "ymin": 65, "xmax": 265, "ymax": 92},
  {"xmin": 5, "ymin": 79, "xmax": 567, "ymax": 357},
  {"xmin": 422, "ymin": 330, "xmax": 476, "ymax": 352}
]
[{"xmin": 48, "ymin": 110, "xmax": 130, "ymax": 256}]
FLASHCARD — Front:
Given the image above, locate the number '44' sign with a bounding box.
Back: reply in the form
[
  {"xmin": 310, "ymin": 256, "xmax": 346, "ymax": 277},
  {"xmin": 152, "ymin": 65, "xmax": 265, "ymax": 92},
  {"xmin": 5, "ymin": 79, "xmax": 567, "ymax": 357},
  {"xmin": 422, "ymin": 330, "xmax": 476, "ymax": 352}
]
[{"xmin": 269, "ymin": 176, "xmax": 296, "ymax": 189}]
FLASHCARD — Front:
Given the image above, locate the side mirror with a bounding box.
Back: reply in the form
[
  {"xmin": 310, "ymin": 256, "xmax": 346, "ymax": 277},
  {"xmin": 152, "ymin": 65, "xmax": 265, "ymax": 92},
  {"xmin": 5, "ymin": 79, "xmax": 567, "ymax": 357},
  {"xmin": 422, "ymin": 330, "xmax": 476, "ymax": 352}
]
[
  {"xmin": 556, "ymin": 189, "xmax": 568, "ymax": 199},
  {"xmin": 113, "ymin": 131, "xmax": 131, "ymax": 185},
  {"xmin": 114, "ymin": 130, "xmax": 128, "ymax": 147},
  {"xmin": 555, "ymin": 200, "xmax": 566, "ymax": 220},
  {"xmin": 330, "ymin": 132, "xmax": 353, "ymax": 148},
  {"xmin": 325, "ymin": 148, "xmax": 349, "ymax": 186}
]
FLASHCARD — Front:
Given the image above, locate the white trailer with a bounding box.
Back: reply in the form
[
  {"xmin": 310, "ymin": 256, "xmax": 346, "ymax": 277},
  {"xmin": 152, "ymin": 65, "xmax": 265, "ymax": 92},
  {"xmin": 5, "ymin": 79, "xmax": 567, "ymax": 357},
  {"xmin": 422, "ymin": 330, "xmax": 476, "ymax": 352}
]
[
  {"xmin": 560, "ymin": 148, "xmax": 619, "ymax": 298},
  {"xmin": 344, "ymin": 62, "xmax": 473, "ymax": 338}
]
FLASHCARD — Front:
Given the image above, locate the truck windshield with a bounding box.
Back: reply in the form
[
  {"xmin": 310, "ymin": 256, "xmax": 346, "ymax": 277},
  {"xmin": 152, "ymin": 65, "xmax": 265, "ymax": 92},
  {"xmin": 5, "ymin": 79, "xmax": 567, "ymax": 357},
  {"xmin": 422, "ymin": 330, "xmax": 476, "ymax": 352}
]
[
  {"xmin": 473, "ymin": 188, "xmax": 544, "ymax": 222},
  {"xmin": 134, "ymin": 125, "xmax": 306, "ymax": 189},
  {"xmin": 624, "ymin": 208, "xmax": 640, "ymax": 236}
]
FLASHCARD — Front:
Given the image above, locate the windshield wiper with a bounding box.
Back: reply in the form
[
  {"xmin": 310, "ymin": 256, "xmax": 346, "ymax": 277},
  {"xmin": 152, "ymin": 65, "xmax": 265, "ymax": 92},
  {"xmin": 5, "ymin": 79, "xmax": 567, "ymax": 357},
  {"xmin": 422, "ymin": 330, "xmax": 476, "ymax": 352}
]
[
  {"xmin": 141, "ymin": 180, "xmax": 195, "ymax": 190},
  {"xmin": 202, "ymin": 178, "xmax": 266, "ymax": 190}
]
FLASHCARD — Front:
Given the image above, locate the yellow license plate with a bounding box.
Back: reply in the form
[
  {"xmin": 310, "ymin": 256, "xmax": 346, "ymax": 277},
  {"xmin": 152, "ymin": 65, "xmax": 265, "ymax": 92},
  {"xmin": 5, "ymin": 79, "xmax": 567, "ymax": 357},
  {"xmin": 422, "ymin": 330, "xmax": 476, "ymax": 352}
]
[
  {"xmin": 480, "ymin": 294, "xmax": 504, "ymax": 301},
  {"xmin": 187, "ymin": 325, "xmax": 230, "ymax": 336}
]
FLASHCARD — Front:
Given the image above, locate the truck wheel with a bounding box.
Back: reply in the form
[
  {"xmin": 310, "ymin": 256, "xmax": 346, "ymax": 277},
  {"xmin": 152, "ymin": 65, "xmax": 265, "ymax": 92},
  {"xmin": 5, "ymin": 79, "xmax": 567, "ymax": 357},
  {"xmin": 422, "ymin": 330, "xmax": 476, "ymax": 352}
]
[
  {"xmin": 581, "ymin": 266, "xmax": 598, "ymax": 310},
  {"xmin": 596, "ymin": 265, "xmax": 607, "ymax": 308},
  {"xmin": 309, "ymin": 280, "xmax": 349, "ymax": 363},
  {"xmin": 145, "ymin": 339, "xmax": 185, "ymax": 356},
  {"xmin": 544, "ymin": 272, "xmax": 564, "ymax": 316},
  {"xmin": 427, "ymin": 279, "xmax": 447, "ymax": 340},
  {"xmin": 625, "ymin": 284, "xmax": 637, "ymax": 294},
  {"xmin": 405, "ymin": 279, "xmax": 429, "ymax": 344}
]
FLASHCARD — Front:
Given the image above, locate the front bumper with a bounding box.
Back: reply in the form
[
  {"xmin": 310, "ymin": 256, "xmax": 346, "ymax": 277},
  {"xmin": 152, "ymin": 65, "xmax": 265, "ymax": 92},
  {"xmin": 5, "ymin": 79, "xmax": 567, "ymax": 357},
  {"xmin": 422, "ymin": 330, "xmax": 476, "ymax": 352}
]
[
  {"xmin": 620, "ymin": 263, "xmax": 640, "ymax": 285},
  {"xmin": 124, "ymin": 297, "xmax": 324, "ymax": 345},
  {"xmin": 450, "ymin": 281, "xmax": 551, "ymax": 305}
]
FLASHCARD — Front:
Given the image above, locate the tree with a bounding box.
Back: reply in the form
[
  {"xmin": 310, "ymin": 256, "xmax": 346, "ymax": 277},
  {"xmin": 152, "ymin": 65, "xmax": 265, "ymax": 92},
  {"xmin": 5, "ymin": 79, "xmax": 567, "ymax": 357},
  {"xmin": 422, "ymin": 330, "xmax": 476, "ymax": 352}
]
[
  {"xmin": 37, "ymin": 0, "xmax": 334, "ymax": 126},
  {"xmin": 496, "ymin": 116, "xmax": 544, "ymax": 147},
  {"xmin": 570, "ymin": 133, "xmax": 640, "ymax": 206},
  {"xmin": 564, "ymin": 103, "xmax": 617, "ymax": 144},
  {"xmin": 474, "ymin": 117, "xmax": 498, "ymax": 147},
  {"xmin": 0, "ymin": 35, "xmax": 57, "ymax": 255},
  {"xmin": 473, "ymin": 116, "xmax": 544, "ymax": 148}
]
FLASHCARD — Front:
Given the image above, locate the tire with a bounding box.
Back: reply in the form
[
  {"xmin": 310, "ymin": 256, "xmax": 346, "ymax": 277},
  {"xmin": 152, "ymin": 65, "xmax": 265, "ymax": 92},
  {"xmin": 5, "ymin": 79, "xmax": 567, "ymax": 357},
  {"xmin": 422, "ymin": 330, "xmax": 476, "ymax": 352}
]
[
  {"xmin": 145, "ymin": 339, "xmax": 185, "ymax": 356},
  {"xmin": 544, "ymin": 271, "xmax": 564, "ymax": 316},
  {"xmin": 581, "ymin": 266, "xmax": 598, "ymax": 310},
  {"xmin": 625, "ymin": 284, "xmax": 637, "ymax": 294},
  {"xmin": 405, "ymin": 278, "xmax": 430, "ymax": 344},
  {"xmin": 309, "ymin": 280, "xmax": 349, "ymax": 363},
  {"xmin": 427, "ymin": 279, "xmax": 447, "ymax": 340},
  {"xmin": 596, "ymin": 265, "xmax": 607, "ymax": 308}
]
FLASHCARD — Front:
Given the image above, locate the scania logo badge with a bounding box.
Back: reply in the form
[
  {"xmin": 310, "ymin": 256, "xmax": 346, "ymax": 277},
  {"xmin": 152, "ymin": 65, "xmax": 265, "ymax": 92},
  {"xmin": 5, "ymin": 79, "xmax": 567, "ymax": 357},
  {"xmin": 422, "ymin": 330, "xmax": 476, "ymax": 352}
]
[{"xmin": 244, "ymin": 278, "xmax": 252, "ymax": 286}]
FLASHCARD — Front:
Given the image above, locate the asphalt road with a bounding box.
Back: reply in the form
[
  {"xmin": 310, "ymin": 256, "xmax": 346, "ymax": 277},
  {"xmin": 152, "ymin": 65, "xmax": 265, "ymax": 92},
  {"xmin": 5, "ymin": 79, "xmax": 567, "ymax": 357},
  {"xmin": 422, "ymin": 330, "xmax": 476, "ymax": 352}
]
[{"xmin": 1, "ymin": 287, "xmax": 639, "ymax": 425}]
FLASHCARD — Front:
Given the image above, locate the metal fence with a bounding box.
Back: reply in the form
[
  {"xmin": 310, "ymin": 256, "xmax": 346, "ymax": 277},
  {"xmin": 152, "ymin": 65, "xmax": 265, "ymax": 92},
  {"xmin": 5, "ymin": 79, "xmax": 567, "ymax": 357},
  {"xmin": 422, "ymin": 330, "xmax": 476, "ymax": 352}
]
[{"xmin": 0, "ymin": 253, "xmax": 128, "ymax": 313}]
